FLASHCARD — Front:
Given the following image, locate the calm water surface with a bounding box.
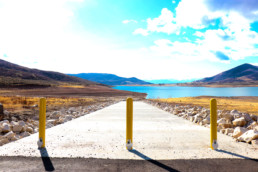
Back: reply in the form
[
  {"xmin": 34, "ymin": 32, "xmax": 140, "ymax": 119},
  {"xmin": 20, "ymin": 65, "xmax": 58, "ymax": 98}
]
[{"xmin": 113, "ymin": 86, "xmax": 258, "ymax": 99}]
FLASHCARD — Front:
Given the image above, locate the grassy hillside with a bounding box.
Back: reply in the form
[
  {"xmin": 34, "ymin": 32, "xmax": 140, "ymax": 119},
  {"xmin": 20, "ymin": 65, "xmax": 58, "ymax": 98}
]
[{"xmin": 0, "ymin": 59, "xmax": 100, "ymax": 87}]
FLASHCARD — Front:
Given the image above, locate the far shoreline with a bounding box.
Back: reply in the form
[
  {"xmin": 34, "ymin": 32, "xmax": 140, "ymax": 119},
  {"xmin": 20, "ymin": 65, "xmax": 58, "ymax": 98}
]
[{"xmin": 114, "ymin": 84, "xmax": 258, "ymax": 88}]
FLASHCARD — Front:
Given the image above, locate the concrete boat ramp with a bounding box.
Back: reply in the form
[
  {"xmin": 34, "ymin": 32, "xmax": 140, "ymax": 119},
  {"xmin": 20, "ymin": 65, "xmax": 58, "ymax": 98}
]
[{"xmin": 0, "ymin": 101, "xmax": 257, "ymax": 171}]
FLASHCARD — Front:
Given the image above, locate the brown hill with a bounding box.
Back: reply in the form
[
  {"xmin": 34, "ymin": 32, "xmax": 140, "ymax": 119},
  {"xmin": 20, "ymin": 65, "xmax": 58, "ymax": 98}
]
[
  {"xmin": 0, "ymin": 59, "xmax": 100, "ymax": 88},
  {"xmin": 197, "ymin": 63, "xmax": 258, "ymax": 84}
]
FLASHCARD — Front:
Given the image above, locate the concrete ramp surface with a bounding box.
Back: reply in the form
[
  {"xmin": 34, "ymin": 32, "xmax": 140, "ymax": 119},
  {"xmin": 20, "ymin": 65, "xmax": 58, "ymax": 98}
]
[{"xmin": 0, "ymin": 101, "xmax": 257, "ymax": 160}]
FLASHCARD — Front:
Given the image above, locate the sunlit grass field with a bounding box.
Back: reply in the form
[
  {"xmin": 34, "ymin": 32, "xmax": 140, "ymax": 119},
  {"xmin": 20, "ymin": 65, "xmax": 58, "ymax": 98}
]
[{"xmin": 153, "ymin": 96, "xmax": 258, "ymax": 115}]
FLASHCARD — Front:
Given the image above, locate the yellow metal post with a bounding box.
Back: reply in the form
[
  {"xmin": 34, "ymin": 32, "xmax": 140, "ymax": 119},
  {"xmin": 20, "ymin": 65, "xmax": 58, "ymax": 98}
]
[
  {"xmin": 126, "ymin": 97, "xmax": 133, "ymax": 150},
  {"xmin": 210, "ymin": 98, "xmax": 218, "ymax": 150},
  {"xmin": 38, "ymin": 98, "xmax": 46, "ymax": 148}
]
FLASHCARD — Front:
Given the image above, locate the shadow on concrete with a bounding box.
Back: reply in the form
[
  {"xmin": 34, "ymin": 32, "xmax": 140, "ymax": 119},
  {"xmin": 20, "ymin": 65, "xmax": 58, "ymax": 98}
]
[
  {"xmin": 216, "ymin": 149, "xmax": 258, "ymax": 162},
  {"xmin": 129, "ymin": 149, "xmax": 179, "ymax": 172},
  {"xmin": 39, "ymin": 148, "xmax": 55, "ymax": 171}
]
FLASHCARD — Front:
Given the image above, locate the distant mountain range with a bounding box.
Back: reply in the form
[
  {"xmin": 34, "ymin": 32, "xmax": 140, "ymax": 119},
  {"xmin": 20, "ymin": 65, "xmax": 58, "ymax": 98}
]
[
  {"xmin": 196, "ymin": 63, "xmax": 258, "ymax": 84},
  {"xmin": 1, "ymin": 58, "xmax": 256, "ymax": 88},
  {"xmin": 68, "ymin": 73, "xmax": 151, "ymax": 86},
  {"xmin": 0, "ymin": 59, "xmax": 100, "ymax": 88},
  {"xmin": 145, "ymin": 79, "xmax": 198, "ymax": 84}
]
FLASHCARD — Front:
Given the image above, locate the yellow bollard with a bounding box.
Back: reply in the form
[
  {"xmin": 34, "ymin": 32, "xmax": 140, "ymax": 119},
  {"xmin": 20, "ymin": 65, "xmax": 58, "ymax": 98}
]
[
  {"xmin": 210, "ymin": 98, "xmax": 218, "ymax": 150},
  {"xmin": 38, "ymin": 98, "xmax": 46, "ymax": 148},
  {"xmin": 126, "ymin": 97, "xmax": 133, "ymax": 150}
]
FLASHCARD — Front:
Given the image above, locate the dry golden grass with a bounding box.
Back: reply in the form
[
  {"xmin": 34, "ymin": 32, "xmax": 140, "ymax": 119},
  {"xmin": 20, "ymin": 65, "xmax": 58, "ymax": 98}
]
[
  {"xmin": 58, "ymin": 85, "xmax": 86, "ymax": 88},
  {"xmin": 153, "ymin": 96, "xmax": 258, "ymax": 115},
  {"xmin": 0, "ymin": 96, "xmax": 95, "ymax": 111}
]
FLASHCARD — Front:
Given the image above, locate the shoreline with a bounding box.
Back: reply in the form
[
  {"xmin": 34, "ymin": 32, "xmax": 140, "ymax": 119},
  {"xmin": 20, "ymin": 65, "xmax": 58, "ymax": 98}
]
[{"xmin": 114, "ymin": 84, "xmax": 258, "ymax": 88}]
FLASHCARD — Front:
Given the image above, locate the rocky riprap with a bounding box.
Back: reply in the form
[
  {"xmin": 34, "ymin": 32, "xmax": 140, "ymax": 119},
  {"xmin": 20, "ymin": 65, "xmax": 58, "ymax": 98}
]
[
  {"xmin": 0, "ymin": 101, "xmax": 117, "ymax": 146},
  {"xmin": 146, "ymin": 100, "xmax": 258, "ymax": 148}
]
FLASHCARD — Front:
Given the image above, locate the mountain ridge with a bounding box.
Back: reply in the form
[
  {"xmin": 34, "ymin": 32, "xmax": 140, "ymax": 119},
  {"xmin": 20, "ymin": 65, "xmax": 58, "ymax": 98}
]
[
  {"xmin": 197, "ymin": 63, "xmax": 258, "ymax": 83},
  {"xmin": 68, "ymin": 73, "xmax": 151, "ymax": 86},
  {"xmin": 0, "ymin": 59, "xmax": 101, "ymax": 87}
]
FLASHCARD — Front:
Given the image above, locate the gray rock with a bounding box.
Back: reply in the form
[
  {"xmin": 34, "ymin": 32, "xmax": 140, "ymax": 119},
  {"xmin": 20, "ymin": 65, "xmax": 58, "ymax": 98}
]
[
  {"xmin": 232, "ymin": 117, "xmax": 246, "ymax": 127},
  {"xmin": 237, "ymin": 130, "xmax": 258, "ymax": 143},
  {"xmin": 251, "ymin": 139, "xmax": 258, "ymax": 148},
  {"xmin": 4, "ymin": 131, "xmax": 15, "ymax": 140},
  {"xmin": 243, "ymin": 113, "xmax": 252, "ymax": 122},
  {"xmin": 20, "ymin": 132, "xmax": 30, "ymax": 138},
  {"xmin": 2, "ymin": 123, "xmax": 11, "ymax": 133},
  {"xmin": 50, "ymin": 111, "xmax": 61, "ymax": 119},
  {"xmin": 233, "ymin": 127, "xmax": 248, "ymax": 138}
]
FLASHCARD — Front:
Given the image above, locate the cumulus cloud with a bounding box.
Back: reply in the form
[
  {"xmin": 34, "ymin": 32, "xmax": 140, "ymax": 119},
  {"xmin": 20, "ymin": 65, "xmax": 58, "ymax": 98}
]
[
  {"xmin": 122, "ymin": 19, "xmax": 138, "ymax": 24},
  {"xmin": 133, "ymin": 8, "xmax": 178, "ymax": 35},
  {"xmin": 133, "ymin": 0, "xmax": 258, "ymax": 64},
  {"xmin": 135, "ymin": 0, "xmax": 258, "ymax": 35},
  {"xmin": 133, "ymin": 28, "xmax": 149, "ymax": 36}
]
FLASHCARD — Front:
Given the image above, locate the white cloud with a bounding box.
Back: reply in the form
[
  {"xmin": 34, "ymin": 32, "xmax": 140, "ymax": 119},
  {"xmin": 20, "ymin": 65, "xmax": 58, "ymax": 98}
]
[
  {"xmin": 133, "ymin": 28, "xmax": 149, "ymax": 36},
  {"xmin": 176, "ymin": 0, "xmax": 210, "ymax": 29},
  {"xmin": 194, "ymin": 31, "xmax": 205, "ymax": 37},
  {"xmin": 122, "ymin": 19, "xmax": 138, "ymax": 24},
  {"xmin": 134, "ymin": 8, "xmax": 178, "ymax": 35}
]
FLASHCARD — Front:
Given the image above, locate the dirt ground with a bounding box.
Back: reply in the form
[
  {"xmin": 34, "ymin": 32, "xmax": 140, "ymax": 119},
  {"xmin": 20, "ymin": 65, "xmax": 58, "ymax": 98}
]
[{"xmin": 0, "ymin": 85, "xmax": 146, "ymax": 98}]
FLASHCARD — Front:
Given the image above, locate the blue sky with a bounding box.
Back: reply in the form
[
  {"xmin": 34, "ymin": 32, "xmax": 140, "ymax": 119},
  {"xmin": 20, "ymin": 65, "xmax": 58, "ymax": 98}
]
[{"xmin": 0, "ymin": 0, "xmax": 257, "ymax": 80}]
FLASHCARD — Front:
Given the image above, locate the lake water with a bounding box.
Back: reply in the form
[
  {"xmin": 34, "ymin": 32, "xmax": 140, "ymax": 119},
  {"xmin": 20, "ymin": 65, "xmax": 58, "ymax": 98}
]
[{"xmin": 113, "ymin": 86, "xmax": 258, "ymax": 99}]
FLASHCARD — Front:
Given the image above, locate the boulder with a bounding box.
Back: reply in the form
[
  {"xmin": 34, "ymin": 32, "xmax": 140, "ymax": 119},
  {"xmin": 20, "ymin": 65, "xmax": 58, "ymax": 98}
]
[
  {"xmin": 250, "ymin": 114, "xmax": 257, "ymax": 122},
  {"xmin": 220, "ymin": 129, "xmax": 226, "ymax": 134},
  {"xmin": 18, "ymin": 121, "xmax": 26, "ymax": 126},
  {"xmin": 189, "ymin": 116, "xmax": 194, "ymax": 122},
  {"xmin": 193, "ymin": 114, "xmax": 203, "ymax": 123},
  {"xmin": 233, "ymin": 127, "xmax": 248, "ymax": 138},
  {"xmin": 47, "ymin": 119, "xmax": 56, "ymax": 125},
  {"xmin": 4, "ymin": 131, "xmax": 15, "ymax": 140},
  {"xmin": 251, "ymin": 139, "xmax": 258, "ymax": 148},
  {"xmin": 57, "ymin": 117, "xmax": 64, "ymax": 124},
  {"xmin": 10, "ymin": 135, "xmax": 19, "ymax": 141},
  {"xmin": 187, "ymin": 112, "xmax": 195, "ymax": 117},
  {"xmin": 20, "ymin": 132, "xmax": 30, "ymax": 138},
  {"xmin": 220, "ymin": 123, "xmax": 234, "ymax": 129},
  {"xmin": 0, "ymin": 138, "xmax": 9, "ymax": 145},
  {"xmin": 201, "ymin": 118, "xmax": 210, "ymax": 125},
  {"xmin": 247, "ymin": 121, "xmax": 258, "ymax": 130},
  {"xmin": 221, "ymin": 113, "xmax": 233, "ymax": 121},
  {"xmin": 230, "ymin": 110, "xmax": 242, "ymax": 119},
  {"xmin": 50, "ymin": 111, "xmax": 61, "ymax": 119},
  {"xmin": 225, "ymin": 128, "xmax": 234, "ymax": 135},
  {"xmin": 217, "ymin": 118, "xmax": 227, "ymax": 125},
  {"xmin": 232, "ymin": 117, "xmax": 246, "ymax": 127},
  {"xmin": 12, "ymin": 123, "xmax": 23, "ymax": 132},
  {"xmin": 2, "ymin": 123, "xmax": 11, "ymax": 133},
  {"xmin": 46, "ymin": 123, "xmax": 54, "ymax": 129},
  {"xmin": 65, "ymin": 115, "xmax": 73, "ymax": 121},
  {"xmin": 26, "ymin": 127, "xmax": 34, "ymax": 133},
  {"xmin": 237, "ymin": 130, "xmax": 258, "ymax": 143},
  {"xmin": 242, "ymin": 113, "xmax": 252, "ymax": 122}
]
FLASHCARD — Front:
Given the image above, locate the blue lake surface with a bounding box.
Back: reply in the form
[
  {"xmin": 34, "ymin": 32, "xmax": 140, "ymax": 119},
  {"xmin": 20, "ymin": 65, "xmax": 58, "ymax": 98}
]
[{"xmin": 113, "ymin": 86, "xmax": 258, "ymax": 99}]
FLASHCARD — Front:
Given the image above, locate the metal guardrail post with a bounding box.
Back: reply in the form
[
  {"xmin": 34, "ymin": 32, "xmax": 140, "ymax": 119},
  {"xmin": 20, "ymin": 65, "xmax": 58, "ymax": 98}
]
[
  {"xmin": 126, "ymin": 97, "xmax": 133, "ymax": 150},
  {"xmin": 38, "ymin": 98, "xmax": 46, "ymax": 148},
  {"xmin": 210, "ymin": 98, "xmax": 218, "ymax": 150}
]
